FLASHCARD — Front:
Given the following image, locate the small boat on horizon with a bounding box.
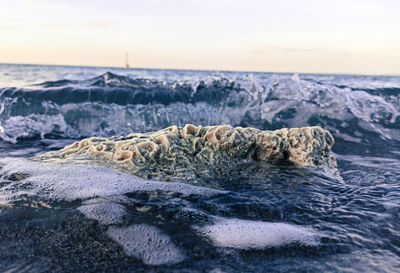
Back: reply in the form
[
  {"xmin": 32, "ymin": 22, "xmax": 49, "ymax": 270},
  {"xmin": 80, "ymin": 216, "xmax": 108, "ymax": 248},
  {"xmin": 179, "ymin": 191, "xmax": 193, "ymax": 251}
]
[{"xmin": 125, "ymin": 53, "xmax": 129, "ymax": 68}]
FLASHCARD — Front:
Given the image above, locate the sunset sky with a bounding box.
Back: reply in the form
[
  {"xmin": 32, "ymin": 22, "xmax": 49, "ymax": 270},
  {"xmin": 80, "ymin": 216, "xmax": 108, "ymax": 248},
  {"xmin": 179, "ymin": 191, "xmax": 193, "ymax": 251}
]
[{"xmin": 0, "ymin": 0, "xmax": 399, "ymax": 75}]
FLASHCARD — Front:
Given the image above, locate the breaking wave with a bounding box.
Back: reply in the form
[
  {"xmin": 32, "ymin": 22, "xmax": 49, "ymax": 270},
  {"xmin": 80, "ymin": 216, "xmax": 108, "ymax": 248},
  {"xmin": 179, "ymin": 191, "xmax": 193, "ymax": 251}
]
[{"xmin": 0, "ymin": 72, "xmax": 399, "ymax": 157}]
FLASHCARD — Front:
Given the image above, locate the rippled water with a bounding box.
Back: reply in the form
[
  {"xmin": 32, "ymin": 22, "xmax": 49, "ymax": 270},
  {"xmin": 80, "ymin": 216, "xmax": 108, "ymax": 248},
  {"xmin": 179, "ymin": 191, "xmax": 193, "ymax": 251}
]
[{"xmin": 0, "ymin": 64, "xmax": 399, "ymax": 272}]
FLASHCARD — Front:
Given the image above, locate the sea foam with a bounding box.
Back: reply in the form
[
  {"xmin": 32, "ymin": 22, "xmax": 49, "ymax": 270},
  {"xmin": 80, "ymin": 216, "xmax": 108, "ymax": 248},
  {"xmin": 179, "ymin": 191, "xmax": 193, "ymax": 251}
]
[
  {"xmin": 37, "ymin": 124, "xmax": 338, "ymax": 183},
  {"xmin": 0, "ymin": 157, "xmax": 226, "ymax": 205},
  {"xmin": 196, "ymin": 217, "xmax": 318, "ymax": 249},
  {"xmin": 0, "ymin": 157, "xmax": 225, "ymax": 265},
  {"xmin": 107, "ymin": 224, "xmax": 185, "ymax": 265},
  {"xmin": 78, "ymin": 201, "xmax": 127, "ymax": 225}
]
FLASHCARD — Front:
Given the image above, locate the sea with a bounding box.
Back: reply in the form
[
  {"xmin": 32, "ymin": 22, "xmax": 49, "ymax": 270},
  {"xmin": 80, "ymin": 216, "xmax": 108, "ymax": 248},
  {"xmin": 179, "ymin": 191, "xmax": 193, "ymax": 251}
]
[{"xmin": 0, "ymin": 63, "xmax": 399, "ymax": 272}]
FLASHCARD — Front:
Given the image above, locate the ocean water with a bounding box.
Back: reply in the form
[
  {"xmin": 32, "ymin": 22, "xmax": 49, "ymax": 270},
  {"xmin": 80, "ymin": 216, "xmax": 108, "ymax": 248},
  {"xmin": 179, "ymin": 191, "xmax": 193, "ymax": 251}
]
[{"xmin": 0, "ymin": 63, "xmax": 399, "ymax": 272}]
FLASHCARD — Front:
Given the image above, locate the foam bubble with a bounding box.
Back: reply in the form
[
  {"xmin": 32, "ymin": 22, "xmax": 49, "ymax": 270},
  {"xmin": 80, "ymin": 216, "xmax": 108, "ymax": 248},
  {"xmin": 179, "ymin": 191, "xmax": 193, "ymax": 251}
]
[
  {"xmin": 196, "ymin": 218, "xmax": 318, "ymax": 249},
  {"xmin": 107, "ymin": 224, "xmax": 185, "ymax": 265}
]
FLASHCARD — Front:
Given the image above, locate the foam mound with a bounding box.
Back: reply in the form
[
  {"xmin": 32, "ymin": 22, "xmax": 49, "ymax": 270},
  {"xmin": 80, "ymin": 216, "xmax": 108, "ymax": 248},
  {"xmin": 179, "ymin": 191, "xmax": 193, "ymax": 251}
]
[
  {"xmin": 196, "ymin": 218, "xmax": 318, "ymax": 249},
  {"xmin": 37, "ymin": 124, "xmax": 338, "ymax": 182},
  {"xmin": 107, "ymin": 224, "xmax": 185, "ymax": 265},
  {"xmin": 78, "ymin": 201, "xmax": 126, "ymax": 225}
]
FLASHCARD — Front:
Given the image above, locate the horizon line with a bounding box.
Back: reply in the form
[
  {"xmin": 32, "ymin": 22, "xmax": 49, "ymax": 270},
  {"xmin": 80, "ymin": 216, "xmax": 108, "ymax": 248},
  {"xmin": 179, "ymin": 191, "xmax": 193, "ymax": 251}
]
[{"xmin": 1, "ymin": 61, "xmax": 399, "ymax": 78}]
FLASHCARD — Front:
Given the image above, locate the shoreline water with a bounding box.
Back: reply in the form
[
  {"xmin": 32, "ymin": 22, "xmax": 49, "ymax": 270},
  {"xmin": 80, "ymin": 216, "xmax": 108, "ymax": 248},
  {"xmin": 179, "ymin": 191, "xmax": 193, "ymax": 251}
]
[{"xmin": 0, "ymin": 64, "xmax": 399, "ymax": 272}]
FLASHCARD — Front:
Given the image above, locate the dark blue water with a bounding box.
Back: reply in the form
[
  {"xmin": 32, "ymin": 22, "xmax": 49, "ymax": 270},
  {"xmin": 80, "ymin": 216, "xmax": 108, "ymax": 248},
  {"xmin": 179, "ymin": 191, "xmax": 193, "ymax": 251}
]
[{"xmin": 0, "ymin": 64, "xmax": 399, "ymax": 272}]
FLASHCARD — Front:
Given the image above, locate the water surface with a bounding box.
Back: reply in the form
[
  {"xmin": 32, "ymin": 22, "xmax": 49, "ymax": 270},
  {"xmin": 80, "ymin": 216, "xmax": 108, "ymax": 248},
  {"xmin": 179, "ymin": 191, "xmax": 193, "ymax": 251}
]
[{"xmin": 0, "ymin": 64, "xmax": 399, "ymax": 272}]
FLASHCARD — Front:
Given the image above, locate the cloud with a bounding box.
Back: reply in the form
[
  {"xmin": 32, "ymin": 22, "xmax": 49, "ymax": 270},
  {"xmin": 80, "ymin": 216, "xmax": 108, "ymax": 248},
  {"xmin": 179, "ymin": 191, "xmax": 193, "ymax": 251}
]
[
  {"xmin": 251, "ymin": 45, "xmax": 325, "ymax": 55},
  {"xmin": 269, "ymin": 46, "xmax": 325, "ymax": 53},
  {"xmin": 19, "ymin": 0, "xmax": 38, "ymax": 5},
  {"xmin": 0, "ymin": 24, "xmax": 21, "ymax": 30},
  {"xmin": 88, "ymin": 21, "xmax": 114, "ymax": 29},
  {"xmin": 0, "ymin": 20, "xmax": 23, "ymax": 31}
]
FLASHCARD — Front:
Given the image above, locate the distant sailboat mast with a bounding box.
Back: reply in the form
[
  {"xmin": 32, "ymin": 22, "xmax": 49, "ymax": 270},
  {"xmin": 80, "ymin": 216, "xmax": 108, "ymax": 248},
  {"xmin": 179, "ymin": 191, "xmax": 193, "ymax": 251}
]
[{"xmin": 125, "ymin": 53, "xmax": 130, "ymax": 68}]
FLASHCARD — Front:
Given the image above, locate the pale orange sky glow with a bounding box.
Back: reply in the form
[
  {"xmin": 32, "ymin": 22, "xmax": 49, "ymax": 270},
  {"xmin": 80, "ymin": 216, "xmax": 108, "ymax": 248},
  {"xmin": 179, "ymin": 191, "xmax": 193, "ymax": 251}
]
[{"xmin": 0, "ymin": 0, "xmax": 399, "ymax": 75}]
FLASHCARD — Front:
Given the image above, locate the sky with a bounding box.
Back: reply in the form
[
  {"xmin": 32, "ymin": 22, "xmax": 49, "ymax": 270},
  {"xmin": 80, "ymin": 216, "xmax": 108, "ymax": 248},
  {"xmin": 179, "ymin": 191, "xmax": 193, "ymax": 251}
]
[{"xmin": 0, "ymin": 0, "xmax": 399, "ymax": 75}]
